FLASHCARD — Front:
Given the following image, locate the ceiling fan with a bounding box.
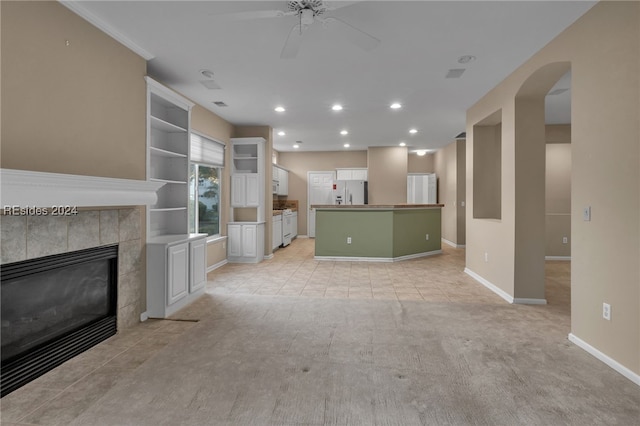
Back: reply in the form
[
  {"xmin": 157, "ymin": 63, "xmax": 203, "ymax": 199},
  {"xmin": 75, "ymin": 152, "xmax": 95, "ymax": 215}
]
[{"xmin": 209, "ymin": 1, "xmax": 380, "ymax": 59}]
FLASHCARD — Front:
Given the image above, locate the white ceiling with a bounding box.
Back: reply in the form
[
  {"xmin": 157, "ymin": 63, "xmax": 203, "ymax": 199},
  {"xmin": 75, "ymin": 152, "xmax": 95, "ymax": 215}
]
[{"xmin": 68, "ymin": 1, "xmax": 592, "ymax": 152}]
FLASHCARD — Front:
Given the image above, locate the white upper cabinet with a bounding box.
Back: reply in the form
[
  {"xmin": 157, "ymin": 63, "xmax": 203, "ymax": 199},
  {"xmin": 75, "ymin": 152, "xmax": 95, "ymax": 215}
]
[{"xmin": 336, "ymin": 168, "xmax": 367, "ymax": 181}]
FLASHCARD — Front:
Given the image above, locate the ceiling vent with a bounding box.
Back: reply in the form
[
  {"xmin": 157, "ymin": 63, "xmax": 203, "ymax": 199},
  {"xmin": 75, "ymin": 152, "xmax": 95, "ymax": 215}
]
[
  {"xmin": 547, "ymin": 88, "xmax": 568, "ymax": 96},
  {"xmin": 212, "ymin": 101, "xmax": 228, "ymax": 107},
  {"xmin": 455, "ymin": 132, "xmax": 466, "ymax": 139},
  {"xmin": 200, "ymin": 80, "xmax": 222, "ymax": 90},
  {"xmin": 446, "ymin": 68, "xmax": 466, "ymax": 79}
]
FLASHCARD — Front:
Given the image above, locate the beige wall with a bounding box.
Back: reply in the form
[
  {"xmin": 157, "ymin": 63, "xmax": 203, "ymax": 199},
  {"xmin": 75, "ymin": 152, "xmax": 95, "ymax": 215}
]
[
  {"xmin": 278, "ymin": 151, "xmax": 367, "ymax": 235},
  {"xmin": 466, "ymin": 2, "xmax": 639, "ymax": 374},
  {"xmin": 546, "ymin": 141, "xmax": 571, "ymax": 257},
  {"xmin": 408, "ymin": 153, "xmax": 435, "ymax": 173},
  {"xmin": 367, "ymin": 147, "xmax": 408, "ymax": 204},
  {"xmin": 1, "ymin": 1, "xmax": 146, "ymax": 180},
  {"xmin": 472, "ymin": 122, "xmax": 502, "ymax": 220},
  {"xmin": 434, "ymin": 140, "xmax": 467, "ymax": 247},
  {"xmin": 456, "ymin": 140, "xmax": 466, "ymax": 245}
]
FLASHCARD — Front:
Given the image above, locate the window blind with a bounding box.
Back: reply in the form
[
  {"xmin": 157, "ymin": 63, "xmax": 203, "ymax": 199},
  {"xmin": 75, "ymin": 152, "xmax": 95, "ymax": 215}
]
[{"xmin": 190, "ymin": 133, "xmax": 225, "ymax": 166}]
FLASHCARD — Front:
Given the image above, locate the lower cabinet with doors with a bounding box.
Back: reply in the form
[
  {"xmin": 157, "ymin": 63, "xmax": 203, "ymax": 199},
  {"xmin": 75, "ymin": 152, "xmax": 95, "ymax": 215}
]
[
  {"xmin": 228, "ymin": 222, "xmax": 265, "ymax": 263},
  {"xmin": 292, "ymin": 211, "xmax": 298, "ymax": 239},
  {"xmin": 272, "ymin": 214, "xmax": 283, "ymax": 250},
  {"xmin": 147, "ymin": 234, "xmax": 207, "ymax": 318}
]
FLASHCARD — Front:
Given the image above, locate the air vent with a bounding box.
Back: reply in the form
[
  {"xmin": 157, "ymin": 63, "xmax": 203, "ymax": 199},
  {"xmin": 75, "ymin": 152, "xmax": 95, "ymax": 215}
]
[
  {"xmin": 547, "ymin": 88, "xmax": 568, "ymax": 96},
  {"xmin": 212, "ymin": 101, "xmax": 228, "ymax": 107},
  {"xmin": 200, "ymin": 80, "xmax": 221, "ymax": 90},
  {"xmin": 455, "ymin": 132, "xmax": 466, "ymax": 139},
  {"xmin": 446, "ymin": 68, "xmax": 466, "ymax": 79}
]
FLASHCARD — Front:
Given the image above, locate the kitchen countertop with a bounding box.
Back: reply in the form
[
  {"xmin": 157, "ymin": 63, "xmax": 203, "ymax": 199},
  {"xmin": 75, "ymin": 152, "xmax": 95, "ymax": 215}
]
[{"xmin": 311, "ymin": 204, "xmax": 443, "ymax": 209}]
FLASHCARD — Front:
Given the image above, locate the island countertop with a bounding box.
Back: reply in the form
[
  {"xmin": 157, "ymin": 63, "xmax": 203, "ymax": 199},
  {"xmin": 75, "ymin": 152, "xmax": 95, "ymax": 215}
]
[{"xmin": 311, "ymin": 204, "xmax": 443, "ymax": 209}]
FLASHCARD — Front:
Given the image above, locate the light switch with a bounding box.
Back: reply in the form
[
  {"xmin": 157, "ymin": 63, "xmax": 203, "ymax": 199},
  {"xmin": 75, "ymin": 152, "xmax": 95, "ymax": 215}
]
[{"xmin": 582, "ymin": 206, "xmax": 591, "ymax": 221}]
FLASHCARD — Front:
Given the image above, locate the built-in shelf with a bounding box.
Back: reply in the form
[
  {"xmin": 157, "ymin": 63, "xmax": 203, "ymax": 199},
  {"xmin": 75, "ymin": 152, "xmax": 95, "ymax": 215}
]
[
  {"xmin": 150, "ymin": 115, "xmax": 187, "ymax": 133},
  {"xmin": 150, "ymin": 147, "xmax": 188, "ymax": 158}
]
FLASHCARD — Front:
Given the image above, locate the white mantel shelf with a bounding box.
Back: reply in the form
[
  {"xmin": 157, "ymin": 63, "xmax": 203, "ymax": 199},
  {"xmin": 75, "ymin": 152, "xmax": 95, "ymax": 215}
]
[{"xmin": 0, "ymin": 168, "xmax": 164, "ymax": 208}]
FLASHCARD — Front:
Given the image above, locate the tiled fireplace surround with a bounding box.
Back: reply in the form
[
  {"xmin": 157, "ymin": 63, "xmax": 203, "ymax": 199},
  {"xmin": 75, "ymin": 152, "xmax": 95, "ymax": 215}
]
[{"xmin": 0, "ymin": 207, "xmax": 144, "ymax": 330}]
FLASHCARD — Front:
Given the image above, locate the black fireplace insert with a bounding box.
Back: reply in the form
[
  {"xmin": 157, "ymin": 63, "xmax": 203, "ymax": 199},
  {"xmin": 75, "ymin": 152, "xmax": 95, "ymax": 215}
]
[{"xmin": 1, "ymin": 244, "xmax": 118, "ymax": 396}]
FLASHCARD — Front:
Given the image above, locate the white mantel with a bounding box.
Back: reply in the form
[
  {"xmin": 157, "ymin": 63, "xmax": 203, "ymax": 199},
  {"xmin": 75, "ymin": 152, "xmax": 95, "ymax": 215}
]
[{"xmin": 0, "ymin": 168, "xmax": 164, "ymax": 208}]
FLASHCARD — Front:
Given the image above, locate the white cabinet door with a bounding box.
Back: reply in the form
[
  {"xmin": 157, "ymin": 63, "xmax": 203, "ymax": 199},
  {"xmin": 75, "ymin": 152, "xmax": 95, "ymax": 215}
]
[
  {"xmin": 167, "ymin": 242, "xmax": 189, "ymax": 305},
  {"xmin": 189, "ymin": 237, "xmax": 207, "ymax": 292},
  {"xmin": 278, "ymin": 169, "xmax": 288, "ymax": 195},
  {"xmin": 273, "ymin": 217, "xmax": 282, "ymax": 249},
  {"xmin": 292, "ymin": 213, "xmax": 298, "ymax": 238},
  {"xmin": 231, "ymin": 174, "xmax": 246, "ymax": 207},
  {"xmin": 352, "ymin": 169, "xmax": 368, "ymax": 180},
  {"xmin": 242, "ymin": 225, "xmax": 257, "ymax": 257},
  {"xmin": 245, "ymin": 174, "xmax": 260, "ymax": 206},
  {"xmin": 336, "ymin": 169, "xmax": 352, "ymax": 180},
  {"xmin": 227, "ymin": 225, "xmax": 242, "ymax": 257}
]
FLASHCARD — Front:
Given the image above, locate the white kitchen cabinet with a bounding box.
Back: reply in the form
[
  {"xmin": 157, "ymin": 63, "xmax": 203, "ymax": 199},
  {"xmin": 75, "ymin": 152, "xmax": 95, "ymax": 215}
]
[
  {"xmin": 274, "ymin": 166, "xmax": 289, "ymax": 196},
  {"xmin": 146, "ymin": 234, "xmax": 207, "ymax": 318},
  {"xmin": 273, "ymin": 214, "xmax": 283, "ymax": 249},
  {"xmin": 407, "ymin": 173, "xmax": 437, "ymax": 204},
  {"xmin": 227, "ymin": 223, "xmax": 265, "ymax": 263},
  {"xmin": 231, "ymin": 173, "xmax": 260, "ymax": 207},
  {"xmin": 336, "ymin": 168, "xmax": 367, "ymax": 181},
  {"xmin": 292, "ymin": 211, "xmax": 298, "ymax": 239}
]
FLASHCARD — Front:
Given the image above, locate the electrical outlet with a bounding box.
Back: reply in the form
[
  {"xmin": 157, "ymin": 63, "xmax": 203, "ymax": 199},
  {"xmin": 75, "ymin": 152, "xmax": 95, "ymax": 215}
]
[
  {"xmin": 562, "ymin": 236, "xmax": 568, "ymax": 244},
  {"xmin": 603, "ymin": 303, "xmax": 611, "ymax": 320},
  {"xmin": 583, "ymin": 206, "xmax": 591, "ymax": 221},
  {"xmin": 347, "ymin": 237, "xmax": 352, "ymax": 244},
  {"xmin": 425, "ymin": 234, "xmax": 429, "ymax": 240},
  {"xmin": 484, "ymin": 252, "xmax": 489, "ymax": 262},
  {"xmin": 222, "ymin": 241, "xmax": 226, "ymax": 249}
]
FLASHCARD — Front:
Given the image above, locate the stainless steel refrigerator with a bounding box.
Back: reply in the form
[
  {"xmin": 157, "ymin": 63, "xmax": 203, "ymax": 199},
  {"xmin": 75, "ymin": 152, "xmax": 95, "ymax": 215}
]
[{"xmin": 333, "ymin": 180, "xmax": 368, "ymax": 205}]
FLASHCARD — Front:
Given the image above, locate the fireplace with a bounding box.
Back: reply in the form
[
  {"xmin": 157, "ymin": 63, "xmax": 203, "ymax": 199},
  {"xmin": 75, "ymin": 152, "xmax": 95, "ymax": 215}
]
[{"xmin": 1, "ymin": 244, "xmax": 118, "ymax": 396}]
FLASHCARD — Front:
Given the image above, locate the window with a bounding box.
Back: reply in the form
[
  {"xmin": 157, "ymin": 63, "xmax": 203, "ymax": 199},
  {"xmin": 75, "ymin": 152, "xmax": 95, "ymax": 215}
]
[
  {"xmin": 189, "ymin": 164, "xmax": 221, "ymax": 236},
  {"xmin": 189, "ymin": 133, "xmax": 225, "ymax": 237}
]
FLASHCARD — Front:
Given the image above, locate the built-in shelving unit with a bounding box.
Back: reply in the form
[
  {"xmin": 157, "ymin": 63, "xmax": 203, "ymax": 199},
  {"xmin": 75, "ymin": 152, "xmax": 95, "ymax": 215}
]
[
  {"xmin": 228, "ymin": 137, "xmax": 266, "ymax": 263},
  {"xmin": 145, "ymin": 77, "xmax": 207, "ymax": 318}
]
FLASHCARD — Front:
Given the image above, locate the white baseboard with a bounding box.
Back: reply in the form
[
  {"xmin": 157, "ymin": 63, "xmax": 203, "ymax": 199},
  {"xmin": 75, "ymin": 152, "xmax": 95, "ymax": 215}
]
[
  {"xmin": 442, "ymin": 238, "xmax": 465, "ymax": 249},
  {"xmin": 464, "ymin": 268, "xmax": 547, "ymax": 304},
  {"xmin": 140, "ymin": 312, "xmax": 148, "ymax": 322},
  {"xmin": 315, "ymin": 250, "xmax": 442, "ymax": 263},
  {"xmin": 568, "ymin": 333, "xmax": 640, "ymax": 386},
  {"xmin": 263, "ymin": 254, "xmax": 274, "ymax": 260},
  {"xmin": 296, "ymin": 235, "xmax": 309, "ymax": 239},
  {"xmin": 545, "ymin": 256, "xmax": 571, "ymax": 261},
  {"xmin": 207, "ymin": 259, "xmax": 227, "ymax": 273},
  {"xmin": 464, "ymin": 268, "xmax": 514, "ymax": 303}
]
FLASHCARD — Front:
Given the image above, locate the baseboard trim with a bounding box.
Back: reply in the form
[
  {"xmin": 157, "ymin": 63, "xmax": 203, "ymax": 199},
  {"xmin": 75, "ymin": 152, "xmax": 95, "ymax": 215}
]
[
  {"xmin": 568, "ymin": 333, "xmax": 640, "ymax": 386},
  {"xmin": 263, "ymin": 254, "xmax": 274, "ymax": 260},
  {"xmin": 545, "ymin": 256, "xmax": 571, "ymax": 261},
  {"xmin": 207, "ymin": 259, "xmax": 227, "ymax": 273},
  {"xmin": 442, "ymin": 238, "xmax": 465, "ymax": 248},
  {"xmin": 464, "ymin": 268, "xmax": 547, "ymax": 304},
  {"xmin": 140, "ymin": 312, "xmax": 149, "ymax": 322},
  {"xmin": 315, "ymin": 250, "xmax": 442, "ymax": 263},
  {"xmin": 464, "ymin": 268, "xmax": 514, "ymax": 303}
]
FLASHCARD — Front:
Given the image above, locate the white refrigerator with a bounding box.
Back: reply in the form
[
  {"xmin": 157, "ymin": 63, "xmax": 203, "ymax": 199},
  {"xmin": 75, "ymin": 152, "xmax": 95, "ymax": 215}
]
[{"xmin": 333, "ymin": 180, "xmax": 368, "ymax": 205}]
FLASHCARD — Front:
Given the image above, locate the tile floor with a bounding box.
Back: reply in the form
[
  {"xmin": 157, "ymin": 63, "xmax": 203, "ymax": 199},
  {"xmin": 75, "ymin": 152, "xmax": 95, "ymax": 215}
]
[{"xmin": 0, "ymin": 238, "xmax": 576, "ymax": 425}]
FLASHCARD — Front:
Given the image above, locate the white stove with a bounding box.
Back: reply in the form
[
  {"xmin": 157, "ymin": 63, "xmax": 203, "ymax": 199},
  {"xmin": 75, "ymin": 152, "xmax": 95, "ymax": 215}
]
[{"xmin": 282, "ymin": 209, "xmax": 293, "ymax": 247}]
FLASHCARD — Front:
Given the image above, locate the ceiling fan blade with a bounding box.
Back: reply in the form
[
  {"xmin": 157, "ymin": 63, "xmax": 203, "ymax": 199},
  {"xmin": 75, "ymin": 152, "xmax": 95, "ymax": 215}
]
[
  {"xmin": 325, "ymin": 17, "xmax": 380, "ymax": 52},
  {"xmin": 281, "ymin": 24, "xmax": 304, "ymax": 59},
  {"xmin": 208, "ymin": 10, "xmax": 294, "ymax": 22}
]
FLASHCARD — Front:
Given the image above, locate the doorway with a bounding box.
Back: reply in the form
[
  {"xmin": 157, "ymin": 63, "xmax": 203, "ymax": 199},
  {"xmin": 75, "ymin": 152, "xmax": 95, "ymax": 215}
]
[{"xmin": 307, "ymin": 171, "xmax": 335, "ymax": 238}]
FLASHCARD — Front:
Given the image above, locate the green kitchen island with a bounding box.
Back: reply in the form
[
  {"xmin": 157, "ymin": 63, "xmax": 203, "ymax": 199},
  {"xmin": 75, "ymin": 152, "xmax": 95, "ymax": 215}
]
[{"xmin": 312, "ymin": 204, "xmax": 443, "ymax": 261}]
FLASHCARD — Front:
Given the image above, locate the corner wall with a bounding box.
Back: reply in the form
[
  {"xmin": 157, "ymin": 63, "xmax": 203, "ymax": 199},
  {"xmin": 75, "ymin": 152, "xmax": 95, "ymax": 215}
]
[
  {"xmin": 466, "ymin": 1, "xmax": 639, "ymax": 377},
  {"xmin": 367, "ymin": 147, "xmax": 408, "ymax": 204}
]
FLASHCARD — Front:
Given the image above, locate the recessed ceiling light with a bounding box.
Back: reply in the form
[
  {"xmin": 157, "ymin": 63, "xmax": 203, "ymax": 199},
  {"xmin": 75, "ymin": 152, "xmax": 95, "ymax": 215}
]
[
  {"xmin": 399, "ymin": 142, "xmax": 406, "ymax": 147},
  {"xmin": 409, "ymin": 128, "xmax": 418, "ymax": 134},
  {"xmin": 332, "ymin": 104, "xmax": 343, "ymax": 111},
  {"xmin": 344, "ymin": 143, "xmax": 350, "ymax": 148},
  {"xmin": 390, "ymin": 103, "xmax": 402, "ymax": 109},
  {"xmin": 277, "ymin": 131, "xmax": 286, "ymax": 136},
  {"xmin": 340, "ymin": 130, "xmax": 348, "ymax": 135},
  {"xmin": 416, "ymin": 150, "xmax": 427, "ymax": 156},
  {"xmin": 274, "ymin": 106, "xmax": 285, "ymax": 112},
  {"xmin": 458, "ymin": 55, "xmax": 476, "ymax": 64},
  {"xmin": 293, "ymin": 144, "xmax": 300, "ymax": 149},
  {"xmin": 200, "ymin": 69, "xmax": 215, "ymax": 79}
]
